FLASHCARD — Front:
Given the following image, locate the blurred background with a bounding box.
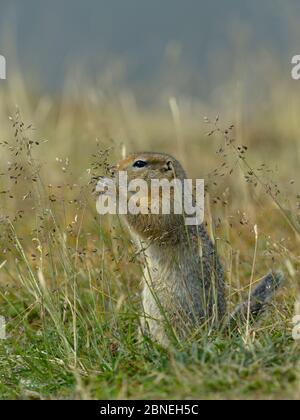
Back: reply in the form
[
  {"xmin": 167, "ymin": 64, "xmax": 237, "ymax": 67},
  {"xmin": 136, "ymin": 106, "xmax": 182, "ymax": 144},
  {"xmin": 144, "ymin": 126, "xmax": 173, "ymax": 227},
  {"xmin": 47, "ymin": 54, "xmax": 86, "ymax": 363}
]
[
  {"xmin": 1, "ymin": 0, "xmax": 300, "ymax": 106},
  {"xmin": 0, "ymin": 0, "xmax": 299, "ymax": 245}
]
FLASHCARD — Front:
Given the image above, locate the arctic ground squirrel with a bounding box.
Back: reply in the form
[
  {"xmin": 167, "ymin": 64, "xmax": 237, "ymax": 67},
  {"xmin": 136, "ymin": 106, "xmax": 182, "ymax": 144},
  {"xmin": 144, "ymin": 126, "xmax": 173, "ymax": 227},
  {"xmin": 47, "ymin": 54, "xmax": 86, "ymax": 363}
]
[{"xmin": 98, "ymin": 152, "xmax": 283, "ymax": 346}]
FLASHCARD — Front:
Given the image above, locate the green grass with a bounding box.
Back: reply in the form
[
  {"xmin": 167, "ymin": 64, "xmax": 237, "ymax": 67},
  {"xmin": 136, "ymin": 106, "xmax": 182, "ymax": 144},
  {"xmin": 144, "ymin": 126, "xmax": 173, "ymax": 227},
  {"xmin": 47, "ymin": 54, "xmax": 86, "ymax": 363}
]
[
  {"xmin": 0, "ymin": 286, "xmax": 298, "ymax": 400},
  {"xmin": 0, "ymin": 202, "xmax": 298, "ymax": 400}
]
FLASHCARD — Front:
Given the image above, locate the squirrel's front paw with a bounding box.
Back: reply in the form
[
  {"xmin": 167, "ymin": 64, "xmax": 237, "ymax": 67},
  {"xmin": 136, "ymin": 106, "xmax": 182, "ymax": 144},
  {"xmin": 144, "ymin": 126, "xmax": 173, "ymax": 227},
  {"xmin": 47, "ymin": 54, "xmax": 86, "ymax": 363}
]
[{"xmin": 96, "ymin": 177, "xmax": 115, "ymax": 197}]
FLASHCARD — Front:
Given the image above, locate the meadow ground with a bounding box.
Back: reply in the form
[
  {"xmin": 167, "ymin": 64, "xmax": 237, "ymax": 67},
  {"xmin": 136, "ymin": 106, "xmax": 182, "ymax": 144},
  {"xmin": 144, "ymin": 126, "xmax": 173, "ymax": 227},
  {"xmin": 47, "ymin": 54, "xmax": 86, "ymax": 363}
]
[{"xmin": 0, "ymin": 75, "xmax": 299, "ymax": 400}]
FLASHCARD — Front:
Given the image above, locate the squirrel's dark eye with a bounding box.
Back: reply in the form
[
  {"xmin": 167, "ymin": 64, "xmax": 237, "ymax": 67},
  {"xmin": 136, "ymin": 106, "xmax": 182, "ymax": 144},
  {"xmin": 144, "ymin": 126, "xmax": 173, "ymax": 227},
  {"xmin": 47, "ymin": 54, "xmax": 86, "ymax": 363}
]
[{"xmin": 133, "ymin": 160, "xmax": 147, "ymax": 168}]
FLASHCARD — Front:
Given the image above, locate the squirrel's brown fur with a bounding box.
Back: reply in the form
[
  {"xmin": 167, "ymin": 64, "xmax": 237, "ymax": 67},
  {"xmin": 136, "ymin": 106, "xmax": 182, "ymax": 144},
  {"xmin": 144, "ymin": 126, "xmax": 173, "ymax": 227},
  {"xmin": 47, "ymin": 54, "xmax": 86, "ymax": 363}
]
[{"xmin": 108, "ymin": 152, "xmax": 283, "ymax": 346}]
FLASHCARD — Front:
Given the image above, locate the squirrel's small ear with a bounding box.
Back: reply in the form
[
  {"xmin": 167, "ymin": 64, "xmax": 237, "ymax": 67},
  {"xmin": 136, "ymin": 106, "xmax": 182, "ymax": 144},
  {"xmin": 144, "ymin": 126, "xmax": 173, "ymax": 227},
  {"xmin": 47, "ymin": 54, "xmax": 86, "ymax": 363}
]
[
  {"xmin": 108, "ymin": 165, "xmax": 117, "ymax": 176},
  {"xmin": 163, "ymin": 160, "xmax": 173, "ymax": 172}
]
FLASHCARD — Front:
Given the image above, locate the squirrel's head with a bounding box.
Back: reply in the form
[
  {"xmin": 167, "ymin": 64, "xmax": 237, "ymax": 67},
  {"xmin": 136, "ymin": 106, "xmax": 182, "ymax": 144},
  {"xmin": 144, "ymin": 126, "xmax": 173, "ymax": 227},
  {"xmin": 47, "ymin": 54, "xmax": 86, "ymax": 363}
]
[
  {"xmin": 113, "ymin": 152, "xmax": 186, "ymax": 184},
  {"xmin": 109, "ymin": 152, "xmax": 188, "ymax": 242}
]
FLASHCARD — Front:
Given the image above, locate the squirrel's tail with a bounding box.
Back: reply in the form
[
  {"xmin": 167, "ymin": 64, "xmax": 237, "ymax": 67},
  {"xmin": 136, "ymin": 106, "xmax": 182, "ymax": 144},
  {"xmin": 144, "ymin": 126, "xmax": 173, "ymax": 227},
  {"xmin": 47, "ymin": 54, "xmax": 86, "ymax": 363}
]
[{"xmin": 228, "ymin": 271, "xmax": 284, "ymax": 330}]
